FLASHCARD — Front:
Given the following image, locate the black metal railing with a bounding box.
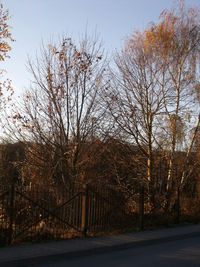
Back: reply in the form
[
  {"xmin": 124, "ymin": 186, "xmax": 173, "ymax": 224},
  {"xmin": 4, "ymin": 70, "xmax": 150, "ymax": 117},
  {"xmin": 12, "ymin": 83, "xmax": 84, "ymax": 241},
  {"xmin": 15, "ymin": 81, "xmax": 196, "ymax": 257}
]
[{"xmin": 0, "ymin": 183, "xmax": 199, "ymax": 246}]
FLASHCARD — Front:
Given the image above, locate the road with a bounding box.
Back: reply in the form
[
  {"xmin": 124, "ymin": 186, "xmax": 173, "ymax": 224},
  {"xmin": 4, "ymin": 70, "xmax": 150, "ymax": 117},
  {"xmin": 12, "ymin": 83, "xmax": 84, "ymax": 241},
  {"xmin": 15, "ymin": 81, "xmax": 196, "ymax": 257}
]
[{"xmin": 31, "ymin": 236, "xmax": 200, "ymax": 267}]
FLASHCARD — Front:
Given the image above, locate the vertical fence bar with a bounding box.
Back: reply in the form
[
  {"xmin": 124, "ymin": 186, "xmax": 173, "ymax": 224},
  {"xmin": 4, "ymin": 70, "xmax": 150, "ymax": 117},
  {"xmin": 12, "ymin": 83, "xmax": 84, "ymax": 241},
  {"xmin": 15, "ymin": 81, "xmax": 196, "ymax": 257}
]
[
  {"xmin": 139, "ymin": 185, "xmax": 144, "ymax": 231},
  {"xmin": 81, "ymin": 184, "xmax": 89, "ymax": 237},
  {"xmin": 8, "ymin": 184, "xmax": 15, "ymax": 245},
  {"xmin": 176, "ymin": 186, "xmax": 180, "ymax": 224}
]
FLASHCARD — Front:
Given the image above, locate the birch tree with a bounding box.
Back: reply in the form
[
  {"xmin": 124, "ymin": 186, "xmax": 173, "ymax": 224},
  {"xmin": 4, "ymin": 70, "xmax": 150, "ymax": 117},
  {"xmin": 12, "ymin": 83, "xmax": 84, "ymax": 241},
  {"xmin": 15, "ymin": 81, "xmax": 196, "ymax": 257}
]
[
  {"xmin": 107, "ymin": 0, "xmax": 200, "ymax": 208},
  {"xmin": 145, "ymin": 2, "xmax": 200, "ymax": 192},
  {"xmin": 106, "ymin": 31, "xmax": 167, "ymax": 196}
]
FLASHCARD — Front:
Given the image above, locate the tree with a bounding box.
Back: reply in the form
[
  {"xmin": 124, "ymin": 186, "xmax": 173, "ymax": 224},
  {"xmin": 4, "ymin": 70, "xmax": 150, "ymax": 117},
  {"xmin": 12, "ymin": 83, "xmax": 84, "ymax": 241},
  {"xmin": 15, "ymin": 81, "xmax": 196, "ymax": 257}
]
[
  {"xmin": 0, "ymin": 4, "xmax": 13, "ymax": 61},
  {"xmin": 105, "ymin": 29, "xmax": 167, "ymax": 198},
  {"xmin": 0, "ymin": 4, "xmax": 14, "ymax": 131},
  {"xmin": 146, "ymin": 1, "xmax": 200, "ymax": 193},
  {"xmin": 106, "ymin": 0, "xmax": 200, "ymax": 208},
  {"xmin": 11, "ymin": 35, "xmax": 108, "ymax": 187}
]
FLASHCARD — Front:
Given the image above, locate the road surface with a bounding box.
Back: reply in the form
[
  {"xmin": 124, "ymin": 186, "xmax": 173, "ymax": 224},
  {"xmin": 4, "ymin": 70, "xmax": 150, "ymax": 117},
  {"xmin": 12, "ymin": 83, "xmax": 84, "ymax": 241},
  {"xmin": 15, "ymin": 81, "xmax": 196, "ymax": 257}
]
[{"xmin": 30, "ymin": 235, "xmax": 200, "ymax": 267}]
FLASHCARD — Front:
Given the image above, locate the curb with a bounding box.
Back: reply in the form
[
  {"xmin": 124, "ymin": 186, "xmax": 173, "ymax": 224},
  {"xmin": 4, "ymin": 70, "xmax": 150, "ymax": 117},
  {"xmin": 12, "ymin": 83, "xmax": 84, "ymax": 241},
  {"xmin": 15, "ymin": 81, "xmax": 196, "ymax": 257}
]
[{"xmin": 2, "ymin": 230, "xmax": 200, "ymax": 267}]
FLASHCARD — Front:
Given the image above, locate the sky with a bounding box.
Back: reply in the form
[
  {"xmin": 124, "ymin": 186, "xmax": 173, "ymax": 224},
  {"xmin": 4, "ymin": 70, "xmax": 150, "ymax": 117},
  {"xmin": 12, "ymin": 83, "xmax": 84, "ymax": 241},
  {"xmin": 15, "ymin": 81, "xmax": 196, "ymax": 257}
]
[{"xmin": 1, "ymin": 0, "xmax": 200, "ymax": 96}]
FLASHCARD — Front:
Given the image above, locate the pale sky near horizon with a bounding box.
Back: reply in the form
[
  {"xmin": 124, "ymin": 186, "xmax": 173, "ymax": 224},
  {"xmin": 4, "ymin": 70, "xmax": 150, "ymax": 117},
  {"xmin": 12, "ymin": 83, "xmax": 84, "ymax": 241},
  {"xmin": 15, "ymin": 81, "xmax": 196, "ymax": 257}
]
[{"xmin": 1, "ymin": 0, "xmax": 200, "ymax": 96}]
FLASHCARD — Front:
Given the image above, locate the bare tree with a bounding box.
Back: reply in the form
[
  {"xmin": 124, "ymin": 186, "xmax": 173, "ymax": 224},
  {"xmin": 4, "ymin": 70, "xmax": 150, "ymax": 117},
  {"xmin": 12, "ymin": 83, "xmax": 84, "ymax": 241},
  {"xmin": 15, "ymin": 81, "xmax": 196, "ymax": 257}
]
[
  {"xmin": 106, "ymin": 31, "xmax": 167, "ymax": 196},
  {"xmin": 11, "ymin": 35, "xmax": 108, "ymax": 187},
  {"xmin": 148, "ymin": 2, "xmax": 200, "ymax": 192},
  {"xmin": 0, "ymin": 3, "xmax": 14, "ymax": 132},
  {"xmin": 105, "ymin": 1, "xmax": 200, "ymax": 209}
]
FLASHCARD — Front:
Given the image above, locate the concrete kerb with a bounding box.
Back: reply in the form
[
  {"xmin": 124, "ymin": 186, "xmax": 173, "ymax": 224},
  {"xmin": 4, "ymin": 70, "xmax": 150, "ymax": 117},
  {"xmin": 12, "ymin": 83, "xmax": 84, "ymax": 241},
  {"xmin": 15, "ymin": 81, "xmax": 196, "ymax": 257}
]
[{"xmin": 1, "ymin": 225, "xmax": 200, "ymax": 267}]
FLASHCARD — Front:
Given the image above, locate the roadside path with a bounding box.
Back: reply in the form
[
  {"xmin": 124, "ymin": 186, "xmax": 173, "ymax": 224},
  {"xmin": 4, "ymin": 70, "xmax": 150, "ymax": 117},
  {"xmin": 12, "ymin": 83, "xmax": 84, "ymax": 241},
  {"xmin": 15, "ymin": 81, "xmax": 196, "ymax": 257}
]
[{"xmin": 1, "ymin": 224, "xmax": 200, "ymax": 267}]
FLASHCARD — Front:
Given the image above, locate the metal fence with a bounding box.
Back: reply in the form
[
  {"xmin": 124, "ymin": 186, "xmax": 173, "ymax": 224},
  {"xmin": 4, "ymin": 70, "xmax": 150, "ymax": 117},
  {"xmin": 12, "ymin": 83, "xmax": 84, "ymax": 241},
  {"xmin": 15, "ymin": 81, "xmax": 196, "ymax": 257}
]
[
  {"xmin": 0, "ymin": 183, "xmax": 139, "ymax": 245},
  {"xmin": 0, "ymin": 183, "xmax": 199, "ymax": 246}
]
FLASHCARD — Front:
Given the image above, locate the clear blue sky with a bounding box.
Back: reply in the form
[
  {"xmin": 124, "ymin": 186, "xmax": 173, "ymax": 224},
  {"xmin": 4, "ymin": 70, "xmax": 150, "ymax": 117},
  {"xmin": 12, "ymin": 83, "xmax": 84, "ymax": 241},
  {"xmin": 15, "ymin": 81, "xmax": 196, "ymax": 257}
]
[{"xmin": 1, "ymin": 0, "xmax": 200, "ymax": 95}]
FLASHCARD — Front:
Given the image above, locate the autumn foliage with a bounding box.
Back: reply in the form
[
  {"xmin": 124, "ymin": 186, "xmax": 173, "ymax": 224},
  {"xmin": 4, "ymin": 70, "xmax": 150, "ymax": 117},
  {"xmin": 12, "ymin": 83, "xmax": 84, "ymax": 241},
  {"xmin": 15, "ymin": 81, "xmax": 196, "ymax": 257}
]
[
  {"xmin": 0, "ymin": 4, "xmax": 13, "ymax": 61},
  {"xmin": 1, "ymin": 1, "xmax": 200, "ymax": 221}
]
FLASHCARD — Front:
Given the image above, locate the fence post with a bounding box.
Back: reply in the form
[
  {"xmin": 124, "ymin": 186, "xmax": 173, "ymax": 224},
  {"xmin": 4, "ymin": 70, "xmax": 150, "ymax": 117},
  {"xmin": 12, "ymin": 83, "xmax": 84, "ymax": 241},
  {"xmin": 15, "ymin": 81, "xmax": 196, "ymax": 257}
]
[
  {"xmin": 8, "ymin": 184, "xmax": 15, "ymax": 245},
  {"xmin": 139, "ymin": 184, "xmax": 144, "ymax": 231},
  {"xmin": 81, "ymin": 184, "xmax": 89, "ymax": 237},
  {"xmin": 176, "ymin": 186, "xmax": 180, "ymax": 224}
]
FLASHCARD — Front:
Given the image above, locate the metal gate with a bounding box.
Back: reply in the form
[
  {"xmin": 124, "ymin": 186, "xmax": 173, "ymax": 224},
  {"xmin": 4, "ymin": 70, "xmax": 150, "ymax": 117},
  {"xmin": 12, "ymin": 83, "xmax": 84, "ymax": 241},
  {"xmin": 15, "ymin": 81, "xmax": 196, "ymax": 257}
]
[
  {"xmin": 0, "ymin": 183, "xmax": 138, "ymax": 246},
  {"xmin": 0, "ymin": 184, "xmax": 84, "ymax": 245}
]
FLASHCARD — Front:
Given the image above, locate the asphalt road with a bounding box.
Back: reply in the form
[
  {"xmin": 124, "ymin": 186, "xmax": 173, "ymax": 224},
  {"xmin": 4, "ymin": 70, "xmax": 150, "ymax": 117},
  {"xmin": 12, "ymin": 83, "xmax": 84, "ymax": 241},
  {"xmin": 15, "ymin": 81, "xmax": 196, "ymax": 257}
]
[{"xmin": 30, "ymin": 235, "xmax": 200, "ymax": 267}]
